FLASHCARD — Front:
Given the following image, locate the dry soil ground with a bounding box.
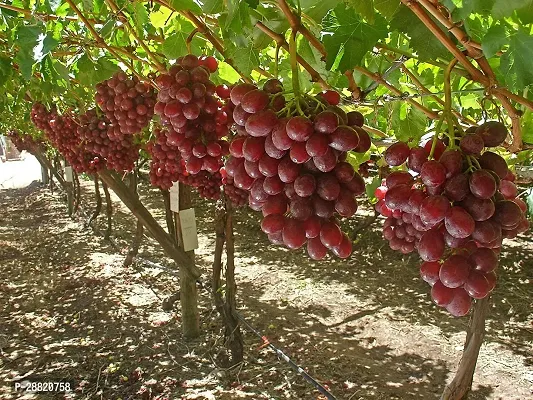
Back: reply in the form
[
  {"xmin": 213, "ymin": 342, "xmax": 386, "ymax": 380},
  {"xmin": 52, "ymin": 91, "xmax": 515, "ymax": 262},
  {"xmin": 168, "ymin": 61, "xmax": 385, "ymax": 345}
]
[{"xmin": 0, "ymin": 164, "xmax": 532, "ymax": 399}]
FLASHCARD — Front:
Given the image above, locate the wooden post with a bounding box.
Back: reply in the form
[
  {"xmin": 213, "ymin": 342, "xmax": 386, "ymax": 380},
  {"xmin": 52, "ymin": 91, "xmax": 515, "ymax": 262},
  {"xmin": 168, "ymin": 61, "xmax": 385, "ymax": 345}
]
[
  {"xmin": 97, "ymin": 169, "xmax": 201, "ymax": 280},
  {"xmin": 441, "ymin": 297, "xmax": 491, "ymax": 400},
  {"xmin": 175, "ymin": 183, "xmax": 200, "ymax": 339}
]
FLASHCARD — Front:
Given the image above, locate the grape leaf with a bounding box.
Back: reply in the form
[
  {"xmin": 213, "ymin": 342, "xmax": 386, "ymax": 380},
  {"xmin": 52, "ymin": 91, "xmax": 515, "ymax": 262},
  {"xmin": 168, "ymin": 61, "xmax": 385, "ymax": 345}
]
[
  {"xmin": 301, "ymin": 0, "xmax": 341, "ymax": 21},
  {"xmin": 168, "ymin": 0, "xmax": 202, "ymax": 14},
  {"xmin": 521, "ymin": 110, "xmax": 533, "ymax": 144},
  {"xmin": 162, "ymin": 32, "xmax": 188, "ymax": 60},
  {"xmin": 0, "ymin": 56, "xmax": 12, "ymax": 86},
  {"xmin": 132, "ymin": 2, "xmax": 149, "ymax": 34},
  {"xmin": 15, "ymin": 50, "xmax": 33, "ymax": 80},
  {"xmin": 322, "ymin": 4, "xmax": 388, "ymax": 71},
  {"xmin": 492, "ymin": 0, "xmax": 533, "ymax": 19},
  {"xmin": 390, "ymin": 6, "xmax": 450, "ymax": 61},
  {"xmin": 365, "ymin": 175, "xmax": 382, "ymax": 202},
  {"xmin": 15, "ymin": 25, "xmax": 41, "ymax": 47},
  {"xmin": 149, "ymin": 7, "xmax": 173, "ymax": 28},
  {"xmin": 201, "ymin": 0, "xmax": 223, "ymax": 14},
  {"xmin": 346, "ymin": 0, "xmax": 375, "ymax": 23},
  {"xmin": 481, "ymin": 23, "xmax": 509, "ymax": 58},
  {"xmin": 391, "ymin": 102, "xmax": 427, "ymax": 144},
  {"xmin": 374, "ymin": 0, "xmax": 401, "ymax": 19},
  {"xmin": 226, "ymin": 43, "xmax": 260, "ymax": 77},
  {"xmin": 500, "ymin": 29, "xmax": 533, "ymax": 89},
  {"xmin": 45, "ymin": 0, "xmax": 62, "ymax": 12},
  {"xmin": 215, "ymin": 61, "xmax": 241, "ymax": 84}
]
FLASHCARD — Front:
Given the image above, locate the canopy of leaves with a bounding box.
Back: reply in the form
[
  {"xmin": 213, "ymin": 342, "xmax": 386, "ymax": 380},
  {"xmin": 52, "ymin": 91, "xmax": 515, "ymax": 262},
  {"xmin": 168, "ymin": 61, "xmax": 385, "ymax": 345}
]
[{"xmin": 0, "ymin": 0, "xmax": 531, "ymax": 164}]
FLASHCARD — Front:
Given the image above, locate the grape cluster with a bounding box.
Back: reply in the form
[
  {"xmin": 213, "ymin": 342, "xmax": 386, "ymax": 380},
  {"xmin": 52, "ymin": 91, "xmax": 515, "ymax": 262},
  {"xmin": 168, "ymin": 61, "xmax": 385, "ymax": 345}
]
[
  {"xmin": 220, "ymin": 167, "xmax": 249, "ymax": 207},
  {"xmin": 226, "ymin": 81, "xmax": 371, "ymax": 259},
  {"xmin": 153, "ymin": 55, "xmax": 229, "ymax": 176},
  {"xmin": 77, "ymin": 109, "xmax": 139, "ymax": 172},
  {"xmin": 376, "ymin": 121, "xmax": 529, "ymax": 316},
  {"xmin": 150, "ymin": 55, "xmax": 233, "ymax": 200},
  {"xmin": 30, "ymin": 103, "xmax": 52, "ymax": 131},
  {"xmin": 6, "ymin": 130, "xmax": 43, "ymax": 152},
  {"xmin": 95, "ymin": 72, "xmax": 156, "ymax": 135},
  {"xmin": 148, "ymin": 127, "xmax": 185, "ymax": 190}
]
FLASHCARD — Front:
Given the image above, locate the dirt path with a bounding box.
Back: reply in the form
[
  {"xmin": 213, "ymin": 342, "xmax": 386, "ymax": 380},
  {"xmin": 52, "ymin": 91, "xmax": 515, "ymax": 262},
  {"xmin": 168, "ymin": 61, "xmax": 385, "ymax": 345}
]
[{"xmin": 0, "ymin": 184, "xmax": 531, "ymax": 399}]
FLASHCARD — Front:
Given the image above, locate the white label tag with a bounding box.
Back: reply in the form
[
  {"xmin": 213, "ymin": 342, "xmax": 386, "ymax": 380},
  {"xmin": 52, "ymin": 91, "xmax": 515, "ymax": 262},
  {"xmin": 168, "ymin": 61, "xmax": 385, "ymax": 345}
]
[
  {"xmin": 64, "ymin": 166, "xmax": 73, "ymax": 182},
  {"xmin": 178, "ymin": 208, "xmax": 198, "ymax": 252},
  {"xmin": 170, "ymin": 188, "xmax": 180, "ymax": 213},
  {"xmin": 170, "ymin": 181, "xmax": 180, "ymax": 192}
]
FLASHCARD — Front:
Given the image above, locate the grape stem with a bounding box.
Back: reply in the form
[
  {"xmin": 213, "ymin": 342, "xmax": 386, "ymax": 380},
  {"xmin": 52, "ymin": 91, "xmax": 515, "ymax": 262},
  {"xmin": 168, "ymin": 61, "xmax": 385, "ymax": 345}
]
[
  {"xmin": 429, "ymin": 114, "xmax": 445, "ymax": 160},
  {"xmin": 186, "ymin": 28, "xmax": 200, "ymax": 54},
  {"xmin": 443, "ymin": 58, "xmax": 458, "ymax": 148}
]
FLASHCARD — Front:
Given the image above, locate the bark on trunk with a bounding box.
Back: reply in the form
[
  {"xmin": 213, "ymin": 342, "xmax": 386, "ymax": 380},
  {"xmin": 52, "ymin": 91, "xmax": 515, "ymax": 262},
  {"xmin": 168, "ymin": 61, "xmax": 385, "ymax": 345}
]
[
  {"xmin": 102, "ymin": 180, "xmax": 113, "ymax": 240},
  {"xmin": 440, "ymin": 297, "xmax": 491, "ymax": 400},
  {"xmin": 176, "ymin": 183, "xmax": 200, "ymax": 339},
  {"xmin": 124, "ymin": 171, "xmax": 144, "ymax": 267},
  {"xmin": 212, "ymin": 197, "xmax": 243, "ymax": 365},
  {"xmin": 223, "ymin": 200, "xmax": 243, "ymax": 363},
  {"xmin": 97, "ymin": 169, "xmax": 200, "ymax": 279},
  {"xmin": 86, "ymin": 176, "xmax": 102, "ymax": 227},
  {"xmin": 73, "ymin": 170, "xmax": 81, "ymax": 213},
  {"xmin": 161, "ymin": 188, "xmax": 177, "ymax": 240}
]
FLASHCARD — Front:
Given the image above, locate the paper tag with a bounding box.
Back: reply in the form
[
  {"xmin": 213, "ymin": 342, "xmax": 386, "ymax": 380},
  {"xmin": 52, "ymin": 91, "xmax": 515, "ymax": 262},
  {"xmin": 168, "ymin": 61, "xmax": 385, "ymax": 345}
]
[
  {"xmin": 170, "ymin": 187, "xmax": 180, "ymax": 213},
  {"xmin": 64, "ymin": 166, "xmax": 73, "ymax": 182},
  {"xmin": 170, "ymin": 181, "xmax": 180, "ymax": 192},
  {"xmin": 178, "ymin": 208, "xmax": 198, "ymax": 252}
]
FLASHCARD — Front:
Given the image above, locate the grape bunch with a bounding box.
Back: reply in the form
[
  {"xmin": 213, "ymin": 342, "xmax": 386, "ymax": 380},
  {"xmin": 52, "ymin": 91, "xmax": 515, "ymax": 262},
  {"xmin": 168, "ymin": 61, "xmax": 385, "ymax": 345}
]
[
  {"xmin": 6, "ymin": 130, "xmax": 43, "ymax": 152},
  {"xmin": 77, "ymin": 109, "xmax": 139, "ymax": 172},
  {"xmin": 225, "ymin": 80, "xmax": 371, "ymax": 259},
  {"xmin": 30, "ymin": 103, "xmax": 52, "ymax": 131},
  {"xmin": 153, "ymin": 55, "xmax": 230, "ymax": 176},
  {"xmin": 376, "ymin": 121, "xmax": 529, "ymax": 316},
  {"xmin": 95, "ymin": 72, "xmax": 156, "ymax": 135},
  {"xmin": 148, "ymin": 127, "xmax": 186, "ymax": 190}
]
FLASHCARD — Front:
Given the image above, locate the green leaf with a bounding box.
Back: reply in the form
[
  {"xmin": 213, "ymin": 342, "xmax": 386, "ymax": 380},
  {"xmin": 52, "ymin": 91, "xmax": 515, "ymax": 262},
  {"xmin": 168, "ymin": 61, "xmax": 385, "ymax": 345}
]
[
  {"xmin": 226, "ymin": 43, "xmax": 260, "ymax": 77},
  {"xmin": 374, "ymin": 0, "xmax": 401, "ymax": 19},
  {"xmin": 15, "ymin": 50, "xmax": 33, "ymax": 80},
  {"xmin": 346, "ymin": 0, "xmax": 375, "ymax": 23},
  {"xmin": 301, "ymin": 0, "xmax": 341, "ymax": 21},
  {"xmin": 322, "ymin": 4, "xmax": 388, "ymax": 71},
  {"xmin": 390, "ymin": 6, "xmax": 450, "ymax": 61},
  {"xmin": 53, "ymin": 60, "xmax": 70, "ymax": 81},
  {"xmin": 365, "ymin": 175, "xmax": 381, "ymax": 202},
  {"xmin": 225, "ymin": 0, "xmax": 252, "ymax": 33},
  {"xmin": 132, "ymin": 2, "xmax": 149, "ymax": 33},
  {"xmin": 492, "ymin": 0, "xmax": 533, "ymax": 19},
  {"xmin": 81, "ymin": 0, "xmax": 93, "ymax": 13},
  {"xmin": 390, "ymin": 102, "xmax": 427, "ymax": 144},
  {"xmin": 0, "ymin": 56, "xmax": 12, "ymax": 87},
  {"xmin": 522, "ymin": 110, "xmax": 533, "ymax": 144},
  {"xmin": 501, "ymin": 29, "xmax": 533, "ymax": 89},
  {"xmin": 45, "ymin": 0, "xmax": 62, "ymax": 12},
  {"xmin": 15, "ymin": 25, "xmax": 41, "ymax": 47},
  {"xmin": 99, "ymin": 20, "xmax": 116, "ymax": 38},
  {"xmin": 216, "ymin": 61, "xmax": 241, "ymax": 84},
  {"xmin": 162, "ymin": 32, "xmax": 188, "ymax": 59},
  {"xmin": 168, "ymin": 0, "xmax": 202, "ymax": 14},
  {"xmin": 149, "ymin": 7, "xmax": 173, "ymax": 29},
  {"xmin": 201, "ymin": 0, "xmax": 223, "ymax": 14},
  {"xmin": 481, "ymin": 23, "xmax": 509, "ymax": 58}
]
